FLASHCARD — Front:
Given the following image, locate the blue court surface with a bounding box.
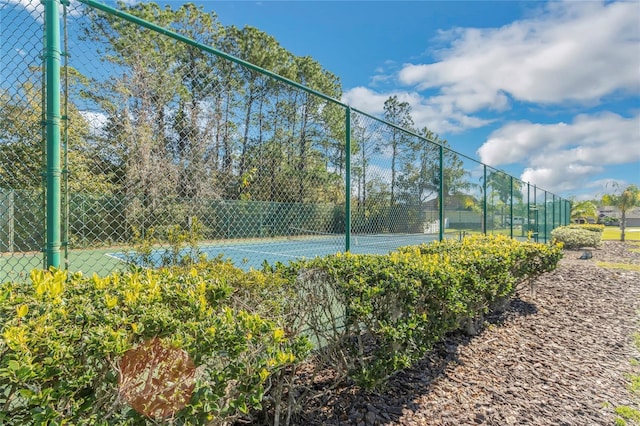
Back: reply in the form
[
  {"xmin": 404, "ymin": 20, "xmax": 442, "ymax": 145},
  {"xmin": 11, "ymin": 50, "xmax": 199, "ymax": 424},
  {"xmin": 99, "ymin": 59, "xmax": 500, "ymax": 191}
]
[{"xmin": 108, "ymin": 233, "xmax": 439, "ymax": 270}]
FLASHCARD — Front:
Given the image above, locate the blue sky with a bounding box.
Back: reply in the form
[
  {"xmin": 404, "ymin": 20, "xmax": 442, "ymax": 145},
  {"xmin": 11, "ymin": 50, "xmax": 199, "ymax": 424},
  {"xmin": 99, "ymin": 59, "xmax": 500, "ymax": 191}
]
[
  {"xmin": 207, "ymin": 0, "xmax": 640, "ymax": 201},
  {"xmin": 6, "ymin": 0, "xmax": 640, "ymax": 201}
]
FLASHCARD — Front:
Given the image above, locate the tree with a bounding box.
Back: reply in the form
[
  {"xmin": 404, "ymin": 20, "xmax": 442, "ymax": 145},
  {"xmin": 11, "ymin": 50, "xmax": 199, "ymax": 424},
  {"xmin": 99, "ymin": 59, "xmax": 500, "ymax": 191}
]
[
  {"xmin": 222, "ymin": 25, "xmax": 286, "ymax": 181},
  {"xmin": 381, "ymin": 96, "xmax": 414, "ymax": 206},
  {"xmin": 486, "ymin": 170, "xmax": 523, "ymax": 227},
  {"xmin": 351, "ymin": 113, "xmax": 375, "ymax": 208},
  {"xmin": 0, "ymin": 76, "xmax": 113, "ymax": 193},
  {"xmin": 602, "ymin": 184, "xmax": 640, "ymax": 241},
  {"xmin": 169, "ymin": 3, "xmax": 224, "ymax": 200},
  {"xmin": 88, "ymin": 2, "xmax": 185, "ymax": 206},
  {"xmin": 396, "ymin": 127, "xmax": 440, "ymax": 206},
  {"xmin": 395, "ymin": 127, "xmax": 474, "ymax": 209},
  {"xmin": 570, "ymin": 200, "xmax": 598, "ymax": 224}
]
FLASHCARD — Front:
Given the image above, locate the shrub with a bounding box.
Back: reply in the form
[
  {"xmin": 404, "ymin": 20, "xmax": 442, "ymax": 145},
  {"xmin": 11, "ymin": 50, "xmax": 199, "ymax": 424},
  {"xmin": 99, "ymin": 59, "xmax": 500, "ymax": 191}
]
[
  {"xmin": 281, "ymin": 251, "xmax": 467, "ymax": 388},
  {"xmin": 552, "ymin": 225, "xmax": 602, "ymax": 249},
  {"xmin": 0, "ymin": 235, "xmax": 563, "ymax": 421},
  {"xmin": 0, "ymin": 265, "xmax": 310, "ymax": 425},
  {"xmin": 567, "ymin": 223, "xmax": 605, "ymax": 233},
  {"xmin": 276, "ymin": 235, "xmax": 562, "ymax": 389},
  {"xmin": 408, "ymin": 235, "xmax": 562, "ymax": 329}
]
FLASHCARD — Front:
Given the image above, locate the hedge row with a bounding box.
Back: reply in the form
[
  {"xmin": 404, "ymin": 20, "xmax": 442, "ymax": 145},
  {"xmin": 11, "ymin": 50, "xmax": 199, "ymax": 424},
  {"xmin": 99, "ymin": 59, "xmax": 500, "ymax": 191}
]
[
  {"xmin": 0, "ymin": 266, "xmax": 309, "ymax": 425},
  {"xmin": 551, "ymin": 224, "xmax": 604, "ymax": 249},
  {"xmin": 0, "ymin": 235, "xmax": 563, "ymax": 424},
  {"xmin": 566, "ymin": 223, "xmax": 605, "ymax": 233},
  {"xmin": 275, "ymin": 234, "xmax": 563, "ymax": 388}
]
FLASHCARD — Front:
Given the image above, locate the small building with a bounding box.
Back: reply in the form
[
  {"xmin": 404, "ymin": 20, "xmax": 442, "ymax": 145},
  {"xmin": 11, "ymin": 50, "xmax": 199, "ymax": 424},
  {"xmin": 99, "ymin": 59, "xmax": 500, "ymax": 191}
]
[{"xmin": 597, "ymin": 206, "xmax": 640, "ymax": 227}]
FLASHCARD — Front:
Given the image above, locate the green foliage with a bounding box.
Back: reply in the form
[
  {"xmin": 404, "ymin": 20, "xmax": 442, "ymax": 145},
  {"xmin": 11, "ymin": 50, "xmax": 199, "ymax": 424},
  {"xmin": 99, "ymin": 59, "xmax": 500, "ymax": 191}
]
[
  {"xmin": 126, "ymin": 218, "xmax": 206, "ymax": 269},
  {"xmin": 0, "ymin": 235, "xmax": 563, "ymax": 420},
  {"xmin": 276, "ymin": 234, "xmax": 562, "ymax": 389},
  {"xmin": 0, "ymin": 265, "xmax": 310, "ymax": 425},
  {"xmin": 551, "ymin": 225, "xmax": 603, "ymax": 249},
  {"xmin": 570, "ymin": 200, "xmax": 598, "ymax": 222},
  {"xmin": 615, "ymin": 406, "xmax": 640, "ymax": 424},
  {"xmin": 615, "ymin": 326, "xmax": 640, "ymax": 426},
  {"xmin": 567, "ymin": 223, "xmax": 605, "ymax": 233},
  {"xmin": 602, "ymin": 184, "xmax": 640, "ymax": 242}
]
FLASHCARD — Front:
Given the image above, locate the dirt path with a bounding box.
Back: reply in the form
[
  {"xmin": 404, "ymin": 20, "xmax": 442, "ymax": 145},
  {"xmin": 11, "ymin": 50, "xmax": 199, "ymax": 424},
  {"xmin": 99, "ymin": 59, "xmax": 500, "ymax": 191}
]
[{"xmin": 297, "ymin": 241, "xmax": 640, "ymax": 425}]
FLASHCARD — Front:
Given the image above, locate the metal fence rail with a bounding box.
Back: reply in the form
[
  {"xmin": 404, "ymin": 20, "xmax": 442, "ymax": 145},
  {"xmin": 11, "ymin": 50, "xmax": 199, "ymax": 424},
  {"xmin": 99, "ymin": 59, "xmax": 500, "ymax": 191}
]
[{"xmin": 0, "ymin": 0, "xmax": 571, "ymax": 281}]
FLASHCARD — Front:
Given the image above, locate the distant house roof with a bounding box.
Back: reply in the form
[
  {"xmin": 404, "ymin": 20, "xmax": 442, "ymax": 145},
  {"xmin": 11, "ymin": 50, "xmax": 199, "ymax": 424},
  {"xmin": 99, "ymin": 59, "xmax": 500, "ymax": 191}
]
[{"xmin": 598, "ymin": 206, "xmax": 640, "ymax": 219}]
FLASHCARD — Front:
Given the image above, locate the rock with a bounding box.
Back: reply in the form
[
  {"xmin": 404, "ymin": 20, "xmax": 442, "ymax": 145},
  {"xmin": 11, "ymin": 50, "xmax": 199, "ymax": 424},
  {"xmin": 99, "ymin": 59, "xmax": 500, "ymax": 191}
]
[{"xmin": 365, "ymin": 410, "xmax": 377, "ymax": 425}]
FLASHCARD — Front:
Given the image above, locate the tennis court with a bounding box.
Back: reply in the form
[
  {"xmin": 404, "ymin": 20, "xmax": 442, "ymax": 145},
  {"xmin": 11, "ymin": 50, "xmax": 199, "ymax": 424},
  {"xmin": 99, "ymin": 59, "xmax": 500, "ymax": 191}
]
[
  {"xmin": 0, "ymin": 229, "xmax": 508, "ymax": 282},
  {"xmin": 107, "ymin": 231, "xmax": 441, "ymax": 271}
]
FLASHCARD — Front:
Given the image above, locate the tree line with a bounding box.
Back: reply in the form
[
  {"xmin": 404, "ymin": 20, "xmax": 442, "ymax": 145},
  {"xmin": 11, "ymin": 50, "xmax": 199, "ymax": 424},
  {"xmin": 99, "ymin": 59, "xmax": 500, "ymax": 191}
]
[{"xmin": 0, "ymin": 1, "xmax": 533, "ymax": 248}]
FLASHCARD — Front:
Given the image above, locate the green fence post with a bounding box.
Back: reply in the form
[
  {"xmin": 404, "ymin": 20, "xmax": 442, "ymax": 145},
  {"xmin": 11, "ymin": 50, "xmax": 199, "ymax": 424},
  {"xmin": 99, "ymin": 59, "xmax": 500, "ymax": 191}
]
[
  {"xmin": 533, "ymin": 185, "xmax": 538, "ymax": 242},
  {"xmin": 345, "ymin": 107, "xmax": 351, "ymax": 252},
  {"xmin": 552, "ymin": 194, "xmax": 556, "ymax": 234},
  {"xmin": 44, "ymin": 0, "xmax": 62, "ymax": 270},
  {"xmin": 62, "ymin": 2, "xmax": 70, "ymax": 268},
  {"xmin": 509, "ymin": 176, "xmax": 513, "ymax": 239},
  {"xmin": 439, "ymin": 144, "xmax": 444, "ymax": 241},
  {"xmin": 526, "ymin": 183, "xmax": 530, "ymax": 231},
  {"xmin": 483, "ymin": 165, "xmax": 487, "ymax": 235},
  {"xmin": 543, "ymin": 191, "xmax": 548, "ymax": 243},
  {"xmin": 558, "ymin": 196, "xmax": 562, "ymax": 229}
]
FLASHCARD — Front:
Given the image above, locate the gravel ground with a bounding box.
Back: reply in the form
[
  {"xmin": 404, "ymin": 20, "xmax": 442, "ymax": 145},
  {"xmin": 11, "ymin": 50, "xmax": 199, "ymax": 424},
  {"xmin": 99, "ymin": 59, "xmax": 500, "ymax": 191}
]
[{"xmin": 294, "ymin": 241, "xmax": 640, "ymax": 426}]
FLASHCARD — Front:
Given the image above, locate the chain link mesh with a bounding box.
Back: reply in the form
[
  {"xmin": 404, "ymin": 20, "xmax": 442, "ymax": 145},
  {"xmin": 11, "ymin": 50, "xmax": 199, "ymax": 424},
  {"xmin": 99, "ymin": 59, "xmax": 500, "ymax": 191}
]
[
  {"xmin": 1, "ymin": 0, "xmax": 47, "ymax": 280},
  {"xmin": 0, "ymin": 0, "xmax": 571, "ymax": 281}
]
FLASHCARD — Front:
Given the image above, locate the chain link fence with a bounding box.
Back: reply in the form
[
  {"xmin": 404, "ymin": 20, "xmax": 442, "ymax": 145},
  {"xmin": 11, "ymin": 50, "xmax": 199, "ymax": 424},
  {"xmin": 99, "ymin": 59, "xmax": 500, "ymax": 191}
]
[
  {"xmin": 1, "ymin": 0, "xmax": 48, "ymax": 280},
  {"xmin": 0, "ymin": 0, "xmax": 571, "ymax": 281}
]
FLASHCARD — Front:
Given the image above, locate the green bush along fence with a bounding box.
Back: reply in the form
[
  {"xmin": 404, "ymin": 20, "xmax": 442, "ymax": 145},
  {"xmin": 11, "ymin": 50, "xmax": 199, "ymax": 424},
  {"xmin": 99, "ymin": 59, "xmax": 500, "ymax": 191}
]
[
  {"xmin": 1, "ymin": 0, "xmax": 570, "ymax": 281},
  {"xmin": 0, "ymin": 235, "xmax": 563, "ymax": 424}
]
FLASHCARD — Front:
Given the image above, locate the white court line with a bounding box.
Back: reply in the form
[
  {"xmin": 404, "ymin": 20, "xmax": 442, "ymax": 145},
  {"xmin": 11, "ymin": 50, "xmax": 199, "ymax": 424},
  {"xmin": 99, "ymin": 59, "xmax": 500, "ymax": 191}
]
[
  {"xmin": 105, "ymin": 252, "xmax": 129, "ymax": 263},
  {"xmin": 205, "ymin": 246, "xmax": 302, "ymax": 258}
]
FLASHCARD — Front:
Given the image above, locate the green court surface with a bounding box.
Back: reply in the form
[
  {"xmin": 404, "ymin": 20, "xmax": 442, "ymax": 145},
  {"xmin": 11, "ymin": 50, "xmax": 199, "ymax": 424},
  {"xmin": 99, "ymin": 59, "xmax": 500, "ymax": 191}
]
[
  {"xmin": 1, "ymin": 247, "xmax": 127, "ymax": 282},
  {"xmin": 0, "ymin": 226, "xmax": 563, "ymax": 282},
  {"xmin": 2, "ymin": 232, "xmax": 440, "ymax": 282}
]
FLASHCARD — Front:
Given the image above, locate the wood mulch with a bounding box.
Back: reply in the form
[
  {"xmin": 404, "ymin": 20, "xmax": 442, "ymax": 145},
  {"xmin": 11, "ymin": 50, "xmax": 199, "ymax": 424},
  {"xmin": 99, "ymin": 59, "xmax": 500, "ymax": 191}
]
[{"xmin": 293, "ymin": 241, "xmax": 640, "ymax": 426}]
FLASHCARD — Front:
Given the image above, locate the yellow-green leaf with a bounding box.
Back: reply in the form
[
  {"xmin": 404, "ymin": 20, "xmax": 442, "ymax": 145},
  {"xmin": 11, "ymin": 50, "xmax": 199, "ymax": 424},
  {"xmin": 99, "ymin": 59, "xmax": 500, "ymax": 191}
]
[{"xmin": 16, "ymin": 304, "xmax": 28, "ymax": 318}]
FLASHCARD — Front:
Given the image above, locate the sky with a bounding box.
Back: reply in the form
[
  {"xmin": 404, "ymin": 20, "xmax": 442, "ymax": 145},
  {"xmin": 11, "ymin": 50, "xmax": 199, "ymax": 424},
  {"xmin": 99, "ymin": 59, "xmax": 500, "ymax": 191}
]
[
  {"xmin": 5, "ymin": 0, "xmax": 640, "ymax": 201},
  {"xmin": 205, "ymin": 0, "xmax": 640, "ymax": 201}
]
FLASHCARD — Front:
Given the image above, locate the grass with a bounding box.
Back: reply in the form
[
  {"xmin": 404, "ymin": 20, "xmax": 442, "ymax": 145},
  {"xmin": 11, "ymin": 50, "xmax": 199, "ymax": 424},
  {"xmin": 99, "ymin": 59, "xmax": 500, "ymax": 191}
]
[
  {"xmin": 614, "ymin": 330, "xmax": 640, "ymax": 425},
  {"xmin": 607, "ymin": 239, "xmax": 640, "ymax": 426},
  {"xmin": 616, "ymin": 405, "xmax": 640, "ymax": 425},
  {"xmin": 602, "ymin": 227, "xmax": 640, "ymax": 242},
  {"xmin": 596, "ymin": 262, "xmax": 640, "ymax": 272}
]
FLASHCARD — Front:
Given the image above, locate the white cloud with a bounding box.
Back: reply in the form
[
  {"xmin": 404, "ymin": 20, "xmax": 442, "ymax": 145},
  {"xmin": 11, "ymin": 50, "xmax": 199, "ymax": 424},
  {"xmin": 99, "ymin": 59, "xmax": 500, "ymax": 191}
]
[
  {"xmin": 479, "ymin": 112, "xmax": 640, "ymax": 166},
  {"xmin": 478, "ymin": 112, "xmax": 640, "ymax": 194},
  {"xmin": 398, "ymin": 1, "xmax": 640, "ymax": 111},
  {"xmin": 6, "ymin": 0, "xmax": 83, "ymax": 23},
  {"xmin": 5, "ymin": 0, "xmax": 43, "ymax": 21},
  {"xmin": 570, "ymin": 178, "xmax": 630, "ymax": 201},
  {"xmin": 80, "ymin": 111, "xmax": 108, "ymax": 130},
  {"xmin": 342, "ymin": 86, "xmax": 491, "ymax": 134},
  {"xmin": 344, "ymin": 1, "xmax": 639, "ymax": 142}
]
